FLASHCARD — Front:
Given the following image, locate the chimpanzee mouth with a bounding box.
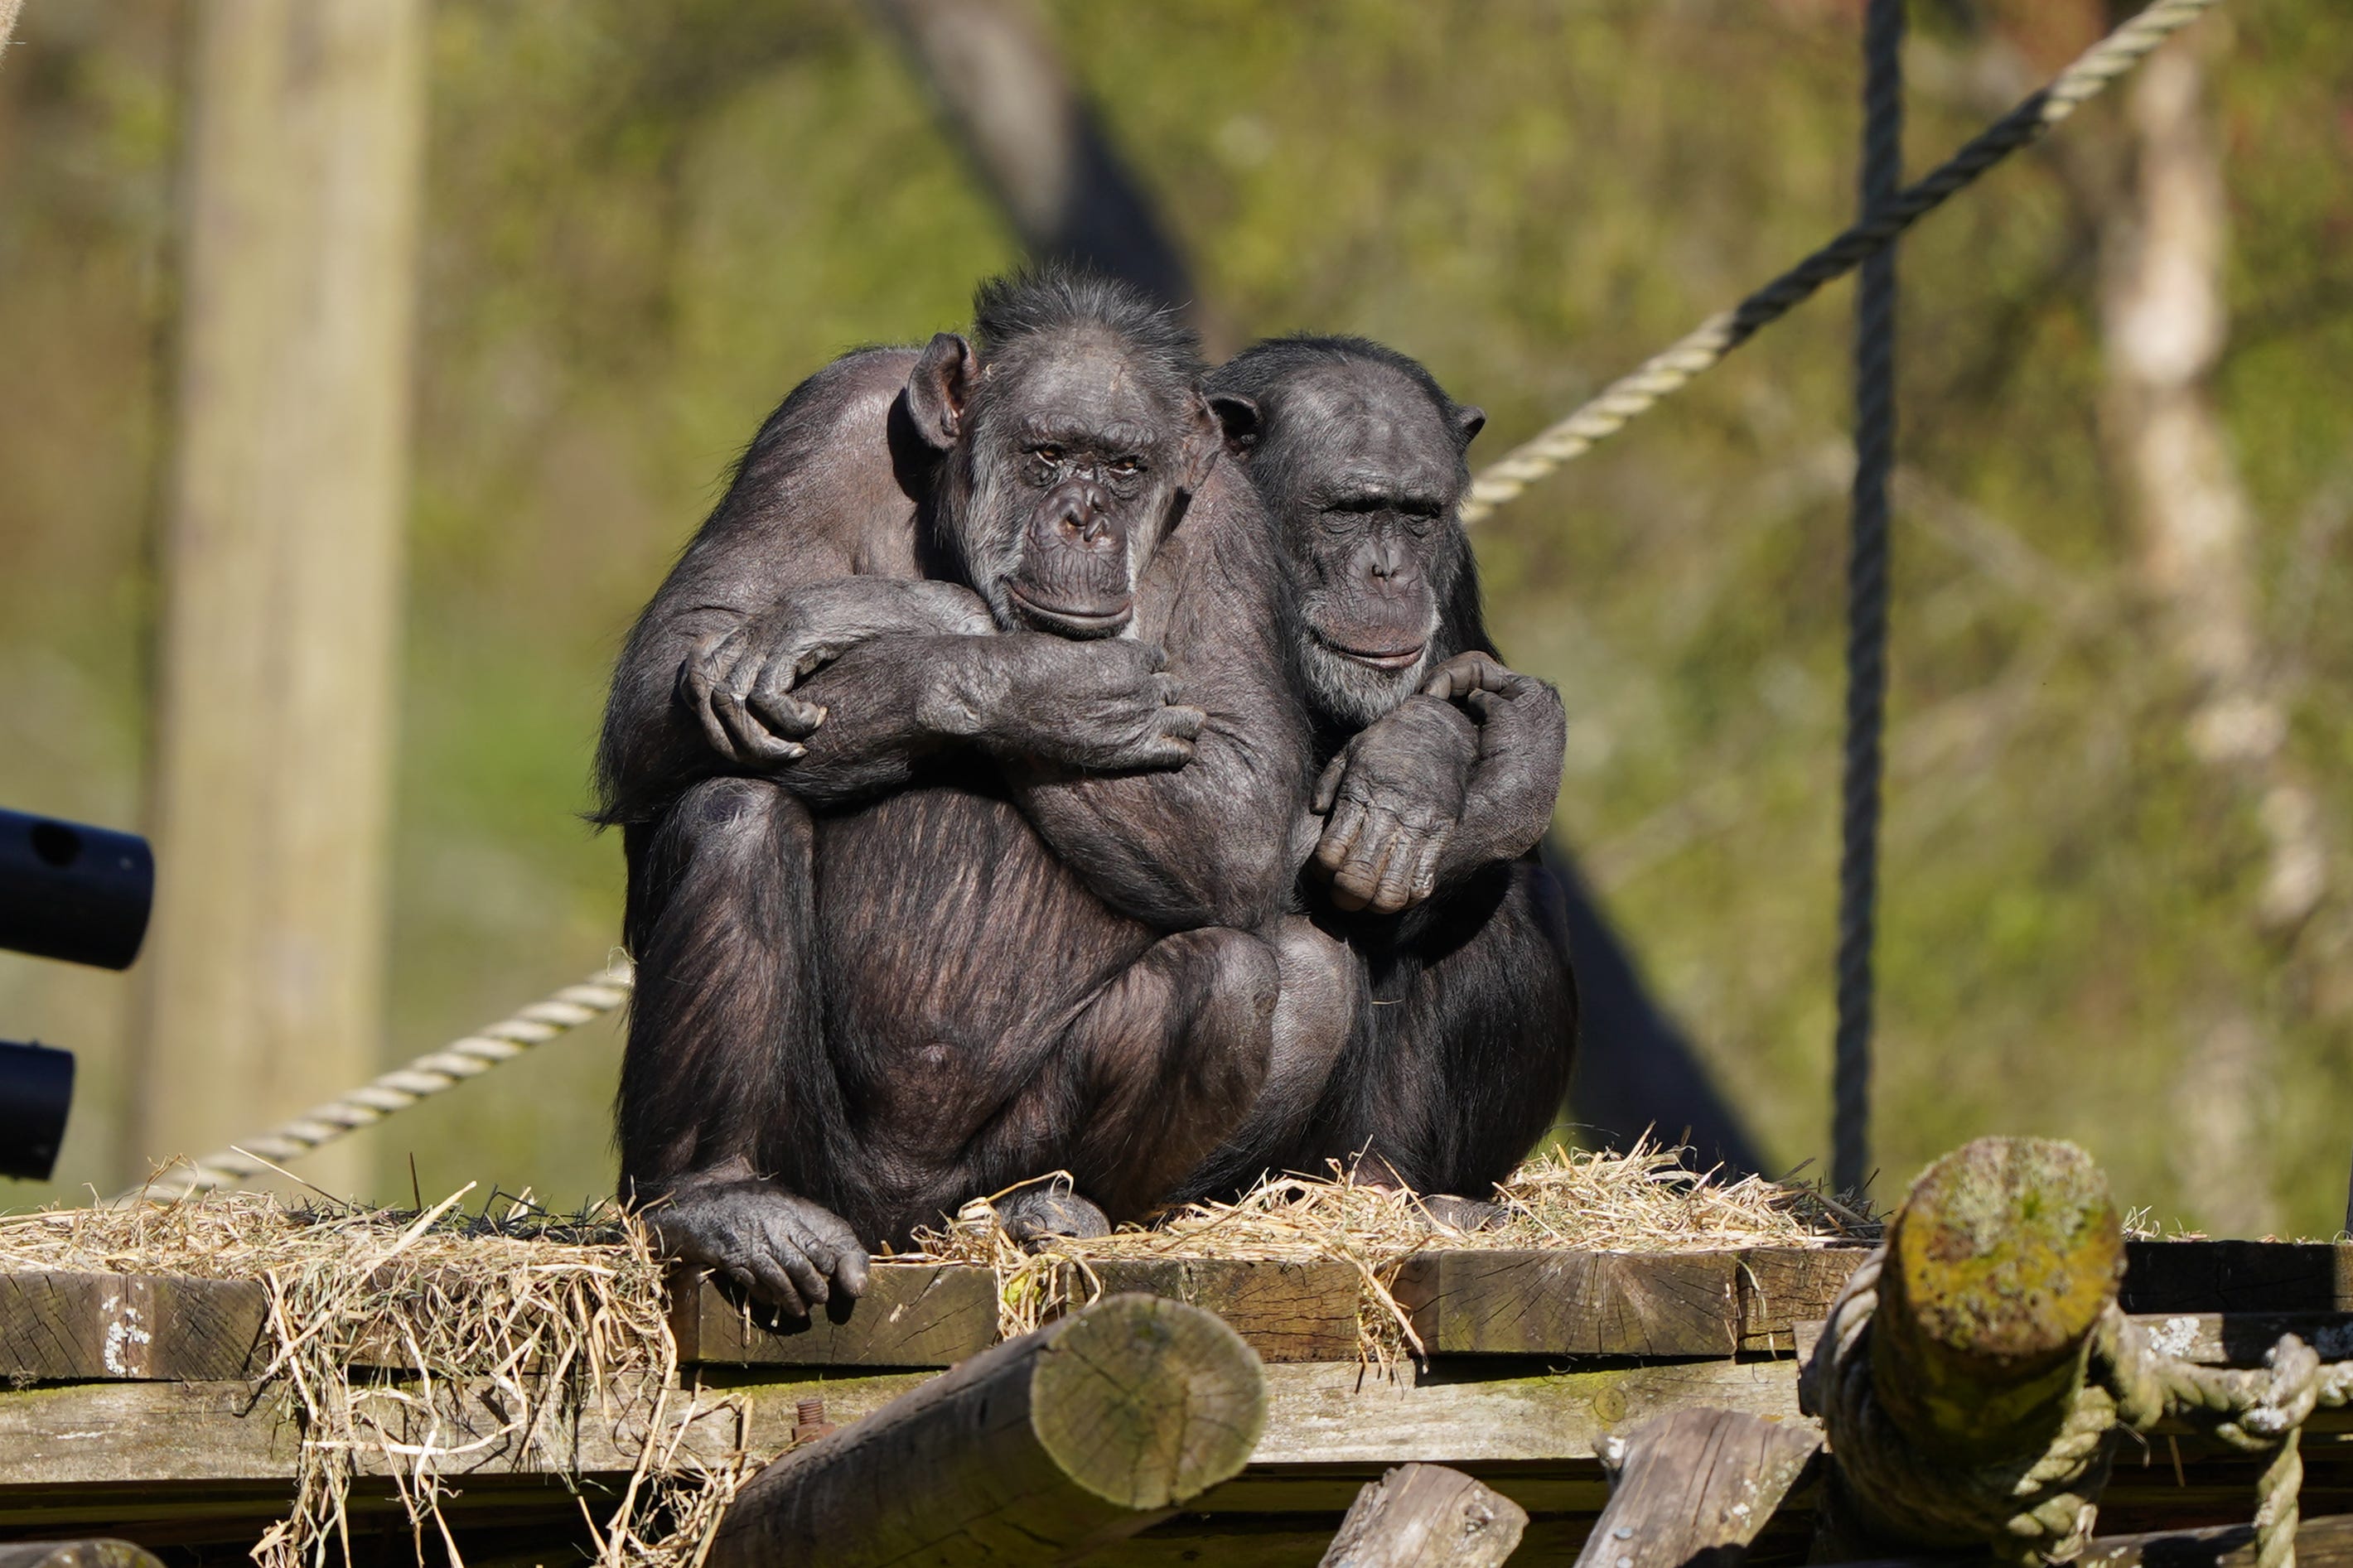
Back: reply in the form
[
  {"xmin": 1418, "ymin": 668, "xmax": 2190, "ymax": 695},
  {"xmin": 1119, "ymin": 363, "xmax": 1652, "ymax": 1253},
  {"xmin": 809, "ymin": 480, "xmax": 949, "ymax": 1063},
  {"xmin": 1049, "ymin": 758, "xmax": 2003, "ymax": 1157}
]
[
  {"xmin": 1007, "ymin": 584, "xmax": 1133, "ymax": 639},
  {"xmin": 1319, "ymin": 634, "xmax": 1428, "ymax": 671}
]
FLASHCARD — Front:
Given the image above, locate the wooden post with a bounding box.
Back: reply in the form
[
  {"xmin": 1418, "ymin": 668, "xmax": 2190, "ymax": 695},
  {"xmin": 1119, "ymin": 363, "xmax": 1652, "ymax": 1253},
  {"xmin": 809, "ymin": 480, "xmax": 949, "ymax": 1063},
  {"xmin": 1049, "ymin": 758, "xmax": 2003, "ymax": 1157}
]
[
  {"xmin": 1870, "ymin": 1137, "xmax": 2123, "ymax": 1465},
  {"xmin": 706, "ymin": 1293, "xmax": 1266, "ymax": 1568},
  {"xmin": 1318, "ymin": 1464, "xmax": 1528, "ymax": 1568},
  {"xmin": 129, "ymin": 0, "xmax": 427, "ymax": 1199},
  {"xmin": 1572, "ymin": 1408, "xmax": 1822, "ymax": 1568}
]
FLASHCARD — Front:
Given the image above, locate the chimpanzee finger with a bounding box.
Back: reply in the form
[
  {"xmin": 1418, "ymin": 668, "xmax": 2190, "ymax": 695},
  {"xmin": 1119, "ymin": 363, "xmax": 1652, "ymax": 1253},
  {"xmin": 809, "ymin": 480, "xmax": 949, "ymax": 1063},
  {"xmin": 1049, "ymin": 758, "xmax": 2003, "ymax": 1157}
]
[
  {"xmin": 1312, "ymin": 753, "xmax": 1349, "ymax": 816},
  {"xmin": 1316, "ymin": 796, "xmax": 1371, "ymax": 872},
  {"xmin": 1422, "ymin": 651, "xmax": 1509, "ymax": 702},
  {"xmin": 1366, "ymin": 827, "xmax": 1429, "ymax": 914},
  {"xmin": 1407, "ymin": 830, "xmax": 1451, "ymax": 905},
  {"xmin": 1160, "ymin": 703, "xmax": 1205, "ymax": 742},
  {"xmin": 758, "ymin": 1218, "xmax": 833, "ymax": 1310},
  {"xmin": 1150, "ymin": 673, "xmax": 1187, "ymax": 709},
  {"xmin": 727, "ymin": 1258, "xmax": 807, "ymax": 1319},
  {"xmin": 713, "ymin": 688, "xmax": 804, "ymax": 764},
  {"xmin": 1331, "ymin": 811, "xmax": 1404, "ymax": 909},
  {"xmin": 788, "ymin": 1207, "xmax": 872, "ymax": 1300},
  {"xmin": 748, "ymin": 659, "xmax": 827, "ymax": 739}
]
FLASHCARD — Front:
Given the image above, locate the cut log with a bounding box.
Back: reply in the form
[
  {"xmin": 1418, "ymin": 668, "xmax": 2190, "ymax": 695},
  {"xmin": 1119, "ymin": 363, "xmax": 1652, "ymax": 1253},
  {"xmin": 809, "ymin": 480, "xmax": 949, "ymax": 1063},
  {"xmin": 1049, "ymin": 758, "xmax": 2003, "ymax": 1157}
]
[
  {"xmin": 1317, "ymin": 1464, "xmax": 1528, "ymax": 1567},
  {"xmin": 707, "ymin": 1292, "xmax": 1266, "ymax": 1568},
  {"xmin": 1087, "ymin": 1258, "xmax": 1361, "ymax": 1362},
  {"xmin": 0, "ymin": 1272, "xmax": 268, "ymax": 1382},
  {"xmin": 1572, "ymin": 1408, "xmax": 1822, "ymax": 1568},
  {"xmin": 669, "ymin": 1263, "xmax": 997, "ymax": 1368},
  {"xmin": 0, "ymin": 1546, "xmax": 166, "ymax": 1568},
  {"xmin": 1867, "ymin": 1136, "xmax": 2123, "ymax": 1465},
  {"xmin": 1393, "ymin": 1251, "xmax": 1740, "ymax": 1357},
  {"xmin": 1737, "ymin": 1250, "xmax": 1867, "ymax": 1355}
]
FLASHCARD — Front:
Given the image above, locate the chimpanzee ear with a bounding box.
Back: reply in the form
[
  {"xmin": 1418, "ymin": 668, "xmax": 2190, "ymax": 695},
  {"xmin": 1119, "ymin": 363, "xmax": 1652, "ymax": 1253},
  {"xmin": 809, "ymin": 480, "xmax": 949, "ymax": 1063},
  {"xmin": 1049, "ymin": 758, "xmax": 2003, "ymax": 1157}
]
[
  {"xmin": 1179, "ymin": 389, "xmax": 1227, "ymax": 491},
  {"xmin": 907, "ymin": 332, "xmax": 977, "ymax": 451},
  {"xmin": 1454, "ymin": 404, "xmax": 1487, "ymax": 448},
  {"xmin": 1208, "ymin": 392, "xmax": 1260, "ymax": 460}
]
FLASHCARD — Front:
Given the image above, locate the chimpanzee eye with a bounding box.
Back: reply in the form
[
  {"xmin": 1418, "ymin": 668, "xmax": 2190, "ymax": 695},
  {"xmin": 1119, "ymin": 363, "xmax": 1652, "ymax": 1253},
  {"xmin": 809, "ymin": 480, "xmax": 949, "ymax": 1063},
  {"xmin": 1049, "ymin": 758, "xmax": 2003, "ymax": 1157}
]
[
  {"xmin": 1108, "ymin": 456, "xmax": 1142, "ymax": 476},
  {"xmin": 1034, "ymin": 445, "xmax": 1064, "ymax": 465}
]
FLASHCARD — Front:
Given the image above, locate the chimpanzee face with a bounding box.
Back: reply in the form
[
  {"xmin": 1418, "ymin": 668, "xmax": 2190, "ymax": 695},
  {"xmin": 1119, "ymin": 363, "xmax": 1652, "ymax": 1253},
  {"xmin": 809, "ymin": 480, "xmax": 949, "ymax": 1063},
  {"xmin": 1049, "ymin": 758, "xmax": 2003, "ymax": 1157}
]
[
  {"xmin": 1255, "ymin": 364, "xmax": 1482, "ymax": 724},
  {"xmin": 909, "ymin": 327, "xmax": 1218, "ymax": 640}
]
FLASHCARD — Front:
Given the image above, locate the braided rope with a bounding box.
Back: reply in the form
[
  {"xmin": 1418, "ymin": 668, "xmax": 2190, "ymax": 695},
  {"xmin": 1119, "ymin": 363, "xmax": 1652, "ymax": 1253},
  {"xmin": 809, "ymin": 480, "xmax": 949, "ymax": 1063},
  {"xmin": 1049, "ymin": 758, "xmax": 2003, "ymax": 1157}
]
[
  {"xmin": 1802, "ymin": 1246, "xmax": 2353, "ymax": 1568},
  {"xmin": 124, "ymin": 963, "xmax": 635, "ymax": 1202},
  {"xmin": 1457, "ymin": 0, "xmax": 2227, "ymax": 528},
  {"xmin": 1833, "ymin": 0, "xmax": 1906, "ymax": 1199}
]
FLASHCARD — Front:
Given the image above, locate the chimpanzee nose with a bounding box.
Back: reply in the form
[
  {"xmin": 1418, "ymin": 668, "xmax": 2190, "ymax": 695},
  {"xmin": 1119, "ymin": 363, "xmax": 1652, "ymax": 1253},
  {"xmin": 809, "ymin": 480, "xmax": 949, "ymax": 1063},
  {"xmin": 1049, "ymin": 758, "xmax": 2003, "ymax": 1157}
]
[
  {"xmin": 1055, "ymin": 483, "xmax": 1115, "ymax": 547},
  {"xmin": 1365, "ymin": 538, "xmax": 1413, "ymax": 586}
]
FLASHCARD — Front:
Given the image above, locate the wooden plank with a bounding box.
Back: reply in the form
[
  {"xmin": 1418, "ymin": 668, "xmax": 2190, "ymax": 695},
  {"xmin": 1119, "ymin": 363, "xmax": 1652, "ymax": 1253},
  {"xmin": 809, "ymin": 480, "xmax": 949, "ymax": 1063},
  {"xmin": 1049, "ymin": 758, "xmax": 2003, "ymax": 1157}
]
[
  {"xmin": 1082, "ymin": 1517, "xmax": 1593, "ymax": 1568},
  {"xmin": 0, "ymin": 1546, "xmax": 166, "ymax": 1568},
  {"xmin": 1571, "ymin": 1407, "xmax": 1822, "ymax": 1568},
  {"xmin": 1086, "ymin": 1259, "xmax": 1360, "ymax": 1363},
  {"xmin": 1825, "ymin": 1509, "xmax": 2353, "ymax": 1568},
  {"xmin": 2122, "ymin": 1241, "xmax": 2353, "ymax": 1315},
  {"xmin": 1316, "ymin": 1464, "xmax": 1528, "ymax": 1566},
  {"xmin": 669, "ymin": 1263, "xmax": 997, "ymax": 1368},
  {"xmin": 0, "ymin": 1272, "xmax": 268, "ymax": 1382},
  {"xmin": 708, "ymin": 1295, "xmax": 1264, "ymax": 1568},
  {"xmin": 1736, "ymin": 1249, "xmax": 1867, "ymax": 1355},
  {"xmin": 2133, "ymin": 1310, "xmax": 2353, "ymax": 1366},
  {"xmin": 1391, "ymin": 1252, "xmax": 1740, "ymax": 1358}
]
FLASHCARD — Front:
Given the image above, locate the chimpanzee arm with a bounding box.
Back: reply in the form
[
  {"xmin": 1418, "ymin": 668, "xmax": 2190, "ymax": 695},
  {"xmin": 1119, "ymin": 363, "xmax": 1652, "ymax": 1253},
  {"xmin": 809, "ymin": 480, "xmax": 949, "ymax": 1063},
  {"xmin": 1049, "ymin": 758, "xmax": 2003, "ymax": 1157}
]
[
  {"xmin": 1420, "ymin": 652, "xmax": 1568, "ymax": 884},
  {"xmin": 748, "ymin": 630, "xmax": 1205, "ymax": 808},
  {"xmin": 595, "ymin": 348, "xmax": 924, "ymax": 827},
  {"xmin": 1000, "ymin": 478, "xmax": 1314, "ymax": 932}
]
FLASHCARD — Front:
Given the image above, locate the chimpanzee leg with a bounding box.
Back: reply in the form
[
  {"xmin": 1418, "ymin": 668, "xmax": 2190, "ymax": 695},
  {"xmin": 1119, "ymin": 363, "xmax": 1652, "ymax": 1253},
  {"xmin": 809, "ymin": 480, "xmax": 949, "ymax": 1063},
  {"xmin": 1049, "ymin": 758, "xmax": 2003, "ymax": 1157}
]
[
  {"xmin": 1049, "ymin": 926, "xmax": 1282, "ymax": 1220},
  {"xmin": 617, "ymin": 774, "xmax": 847, "ymax": 1199},
  {"xmin": 1313, "ymin": 858, "xmax": 1578, "ymax": 1201}
]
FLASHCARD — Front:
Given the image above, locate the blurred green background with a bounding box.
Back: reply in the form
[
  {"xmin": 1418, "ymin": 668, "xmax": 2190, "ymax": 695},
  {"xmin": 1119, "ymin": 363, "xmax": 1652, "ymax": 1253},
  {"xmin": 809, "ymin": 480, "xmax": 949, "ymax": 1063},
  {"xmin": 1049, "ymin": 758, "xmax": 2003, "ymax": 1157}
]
[{"xmin": 2, "ymin": 0, "xmax": 2349, "ymax": 1232}]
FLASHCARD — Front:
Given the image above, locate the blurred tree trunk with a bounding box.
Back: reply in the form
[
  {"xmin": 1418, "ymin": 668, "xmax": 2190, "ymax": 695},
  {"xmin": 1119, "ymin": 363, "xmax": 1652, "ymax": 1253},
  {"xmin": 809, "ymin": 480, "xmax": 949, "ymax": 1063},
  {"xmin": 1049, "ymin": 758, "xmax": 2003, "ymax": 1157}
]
[
  {"xmin": 868, "ymin": 0, "xmax": 1222, "ymax": 352},
  {"xmin": 128, "ymin": 0, "xmax": 425, "ymax": 1199},
  {"xmin": 2099, "ymin": 37, "xmax": 2303, "ymax": 1237}
]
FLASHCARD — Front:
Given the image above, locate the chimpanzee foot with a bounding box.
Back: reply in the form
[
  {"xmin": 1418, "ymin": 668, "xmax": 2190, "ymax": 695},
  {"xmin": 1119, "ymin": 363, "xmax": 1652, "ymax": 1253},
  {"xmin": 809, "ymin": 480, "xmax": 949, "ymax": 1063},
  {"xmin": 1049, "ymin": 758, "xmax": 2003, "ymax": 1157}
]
[
  {"xmin": 1418, "ymin": 1193, "xmax": 1508, "ymax": 1233},
  {"xmin": 998, "ymin": 1183, "xmax": 1113, "ymax": 1247},
  {"xmin": 640, "ymin": 1174, "xmax": 872, "ymax": 1317}
]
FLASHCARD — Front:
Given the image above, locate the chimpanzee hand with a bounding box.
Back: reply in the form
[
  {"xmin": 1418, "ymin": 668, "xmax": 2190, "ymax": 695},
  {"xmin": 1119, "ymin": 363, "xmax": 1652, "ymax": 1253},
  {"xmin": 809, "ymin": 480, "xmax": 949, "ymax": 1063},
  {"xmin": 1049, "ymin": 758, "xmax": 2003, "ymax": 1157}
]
[
  {"xmin": 1311, "ymin": 695, "xmax": 1479, "ymax": 914},
  {"xmin": 642, "ymin": 1174, "xmax": 872, "ymax": 1317},
  {"xmin": 1421, "ymin": 651, "xmax": 1568, "ymax": 866},
  {"xmin": 679, "ymin": 581, "xmax": 997, "ymax": 767},
  {"xmin": 959, "ymin": 635, "xmax": 1207, "ymax": 774}
]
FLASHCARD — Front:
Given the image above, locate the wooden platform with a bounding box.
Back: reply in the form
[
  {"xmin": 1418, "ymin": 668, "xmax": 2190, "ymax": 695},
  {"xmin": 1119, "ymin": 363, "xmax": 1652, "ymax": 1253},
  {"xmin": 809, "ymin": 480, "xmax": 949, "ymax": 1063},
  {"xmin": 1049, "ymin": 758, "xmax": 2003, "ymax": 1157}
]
[{"xmin": 4, "ymin": 1240, "xmax": 2351, "ymax": 1564}]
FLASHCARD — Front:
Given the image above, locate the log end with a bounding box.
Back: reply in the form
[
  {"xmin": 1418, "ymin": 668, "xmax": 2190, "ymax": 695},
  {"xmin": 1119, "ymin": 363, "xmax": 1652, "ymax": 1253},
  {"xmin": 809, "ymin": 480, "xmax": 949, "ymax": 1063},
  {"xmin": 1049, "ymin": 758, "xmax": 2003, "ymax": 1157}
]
[{"xmin": 1030, "ymin": 1291, "xmax": 1266, "ymax": 1511}]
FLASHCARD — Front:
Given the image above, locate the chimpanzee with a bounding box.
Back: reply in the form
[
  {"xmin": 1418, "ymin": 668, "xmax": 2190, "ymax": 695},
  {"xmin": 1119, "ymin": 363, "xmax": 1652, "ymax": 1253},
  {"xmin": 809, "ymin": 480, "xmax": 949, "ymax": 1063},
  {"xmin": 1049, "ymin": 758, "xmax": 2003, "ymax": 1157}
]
[
  {"xmin": 1182, "ymin": 335, "xmax": 1578, "ymax": 1211},
  {"xmin": 596, "ymin": 272, "xmax": 1350, "ymax": 1312}
]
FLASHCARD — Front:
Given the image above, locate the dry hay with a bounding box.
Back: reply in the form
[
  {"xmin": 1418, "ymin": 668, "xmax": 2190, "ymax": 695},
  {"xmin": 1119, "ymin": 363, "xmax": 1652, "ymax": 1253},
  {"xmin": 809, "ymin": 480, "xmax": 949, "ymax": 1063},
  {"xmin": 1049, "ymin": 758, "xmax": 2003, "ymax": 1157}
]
[
  {"xmin": 0, "ymin": 1141, "xmax": 1864, "ymax": 1565},
  {"xmin": 903, "ymin": 1136, "xmax": 1872, "ymax": 1364},
  {"xmin": 0, "ymin": 1178, "xmax": 740, "ymax": 1568}
]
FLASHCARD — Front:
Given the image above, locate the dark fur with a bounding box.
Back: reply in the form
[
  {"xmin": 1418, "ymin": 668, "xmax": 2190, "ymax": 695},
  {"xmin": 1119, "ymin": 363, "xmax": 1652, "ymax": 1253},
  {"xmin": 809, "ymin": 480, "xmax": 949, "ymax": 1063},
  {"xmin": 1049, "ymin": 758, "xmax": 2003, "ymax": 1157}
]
[
  {"xmin": 1190, "ymin": 335, "xmax": 1579, "ymax": 1199},
  {"xmin": 598, "ymin": 270, "xmax": 1332, "ymax": 1308}
]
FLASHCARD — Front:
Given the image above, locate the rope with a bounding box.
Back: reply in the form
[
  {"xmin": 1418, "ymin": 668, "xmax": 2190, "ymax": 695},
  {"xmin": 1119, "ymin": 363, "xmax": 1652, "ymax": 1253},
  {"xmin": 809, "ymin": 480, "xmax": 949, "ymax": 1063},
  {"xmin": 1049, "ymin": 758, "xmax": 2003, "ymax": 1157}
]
[
  {"xmin": 1833, "ymin": 0, "xmax": 1906, "ymax": 1199},
  {"xmin": 1458, "ymin": 0, "xmax": 2227, "ymax": 528},
  {"xmin": 1800, "ymin": 1246, "xmax": 2353, "ymax": 1568},
  {"xmin": 124, "ymin": 963, "xmax": 635, "ymax": 1202}
]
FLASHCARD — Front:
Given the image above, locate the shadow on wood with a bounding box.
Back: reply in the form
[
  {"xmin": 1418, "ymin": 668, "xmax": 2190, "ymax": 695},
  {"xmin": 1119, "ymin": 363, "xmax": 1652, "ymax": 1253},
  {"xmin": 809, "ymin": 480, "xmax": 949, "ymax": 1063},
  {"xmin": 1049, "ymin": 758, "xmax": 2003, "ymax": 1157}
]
[{"xmin": 1573, "ymin": 1407, "xmax": 1822, "ymax": 1568}]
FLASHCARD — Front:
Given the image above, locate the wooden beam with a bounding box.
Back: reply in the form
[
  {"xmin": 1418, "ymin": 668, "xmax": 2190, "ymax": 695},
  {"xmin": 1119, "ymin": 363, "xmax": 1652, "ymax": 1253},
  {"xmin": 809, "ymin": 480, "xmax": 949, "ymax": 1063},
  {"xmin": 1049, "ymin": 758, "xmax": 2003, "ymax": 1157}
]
[
  {"xmin": 0, "ymin": 1272, "xmax": 267, "ymax": 1382},
  {"xmin": 1317, "ymin": 1464, "xmax": 1528, "ymax": 1566},
  {"xmin": 1570, "ymin": 1408, "xmax": 1822, "ymax": 1568},
  {"xmin": 1392, "ymin": 1252, "xmax": 1740, "ymax": 1358},
  {"xmin": 1086, "ymin": 1259, "xmax": 1361, "ymax": 1363},
  {"xmin": 2123, "ymin": 1242, "xmax": 2353, "ymax": 1315},
  {"xmin": 708, "ymin": 1293, "xmax": 1264, "ymax": 1568},
  {"xmin": 1737, "ymin": 1249, "xmax": 1867, "ymax": 1355},
  {"xmin": 669, "ymin": 1264, "xmax": 997, "ymax": 1368},
  {"xmin": 1824, "ymin": 1509, "xmax": 2353, "ymax": 1568}
]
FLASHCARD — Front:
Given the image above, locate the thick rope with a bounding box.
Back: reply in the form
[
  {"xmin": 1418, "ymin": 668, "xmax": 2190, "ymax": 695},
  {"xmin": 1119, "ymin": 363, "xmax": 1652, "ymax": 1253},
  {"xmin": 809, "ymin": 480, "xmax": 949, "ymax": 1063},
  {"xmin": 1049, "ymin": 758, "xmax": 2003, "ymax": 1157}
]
[
  {"xmin": 1458, "ymin": 0, "xmax": 2227, "ymax": 528},
  {"xmin": 1801, "ymin": 1246, "xmax": 2353, "ymax": 1568},
  {"xmin": 124, "ymin": 963, "xmax": 635, "ymax": 1202},
  {"xmin": 1833, "ymin": 0, "xmax": 1906, "ymax": 1199}
]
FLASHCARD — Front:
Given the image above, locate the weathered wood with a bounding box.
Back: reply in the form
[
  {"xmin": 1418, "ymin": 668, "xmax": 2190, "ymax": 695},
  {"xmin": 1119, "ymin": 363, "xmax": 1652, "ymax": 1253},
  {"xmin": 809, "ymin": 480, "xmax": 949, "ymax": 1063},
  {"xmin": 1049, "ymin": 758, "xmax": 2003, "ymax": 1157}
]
[
  {"xmin": 708, "ymin": 1293, "xmax": 1266, "ymax": 1568},
  {"xmin": 1393, "ymin": 1251, "xmax": 1741, "ymax": 1358},
  {"xmin": 1571, "ymin": 1407, "xmax": 1822, "ymax": 1568},
  {"xmin": 0, "ymin": 1546, "xmax": 166, "ymax": 1568},
  {"xmin": 669, "ymin": 1263, "xmax": 998, "ymax": 1368},
  {"xmin": 1871, "ymin": 1136, "xmax": 2123, "ymax": 1465},
  {"xmin": 2123, "ymin": 1242, "xmax": 2353, "ymax": 1315},
  {"xmin": 1737, "ymin": 1249, "xmax": 1867, "ymax": 1355},
  {"xmin": 0, "ymin": 1272, "xmax": 268, "ymax": 1382},
  {"xmin": 1823, "ymin": 1509, "xmax": 2353, "ymax": 1568},
  {"xmin": 1088, "ymin": 1258, "xmax": 1362, "ymax": 1363},
  {"xmin": 1083, "ymin": 1517, "xmax": 1593, "ymax": 1567},
  {"xmin": 1317, "ymin": 1464, "xmax": 1527, "ymax": 1566}
]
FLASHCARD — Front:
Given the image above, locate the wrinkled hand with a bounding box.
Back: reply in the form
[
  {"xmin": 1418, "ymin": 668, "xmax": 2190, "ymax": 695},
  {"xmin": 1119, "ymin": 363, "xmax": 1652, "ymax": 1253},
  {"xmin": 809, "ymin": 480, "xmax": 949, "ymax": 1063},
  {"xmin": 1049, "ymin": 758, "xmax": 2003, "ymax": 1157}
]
[
  {"xmin": 643, "ymin": 1177, "xmax": 871, "ymax": 1316},
  {"xmin": 978, "ymin": 637, "xmax": 1206, "ymax": 773},
  {"xmin": 1312, "ymin": 695, "xmax": 1478, "ymax": 914},
  {"xmin": 678, "ymin": 611, "xmax": 842, "ymax": 766},
  {"xmin": 1422, "ymin": 650, "xmax": 1568, "ymax": 865}
]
